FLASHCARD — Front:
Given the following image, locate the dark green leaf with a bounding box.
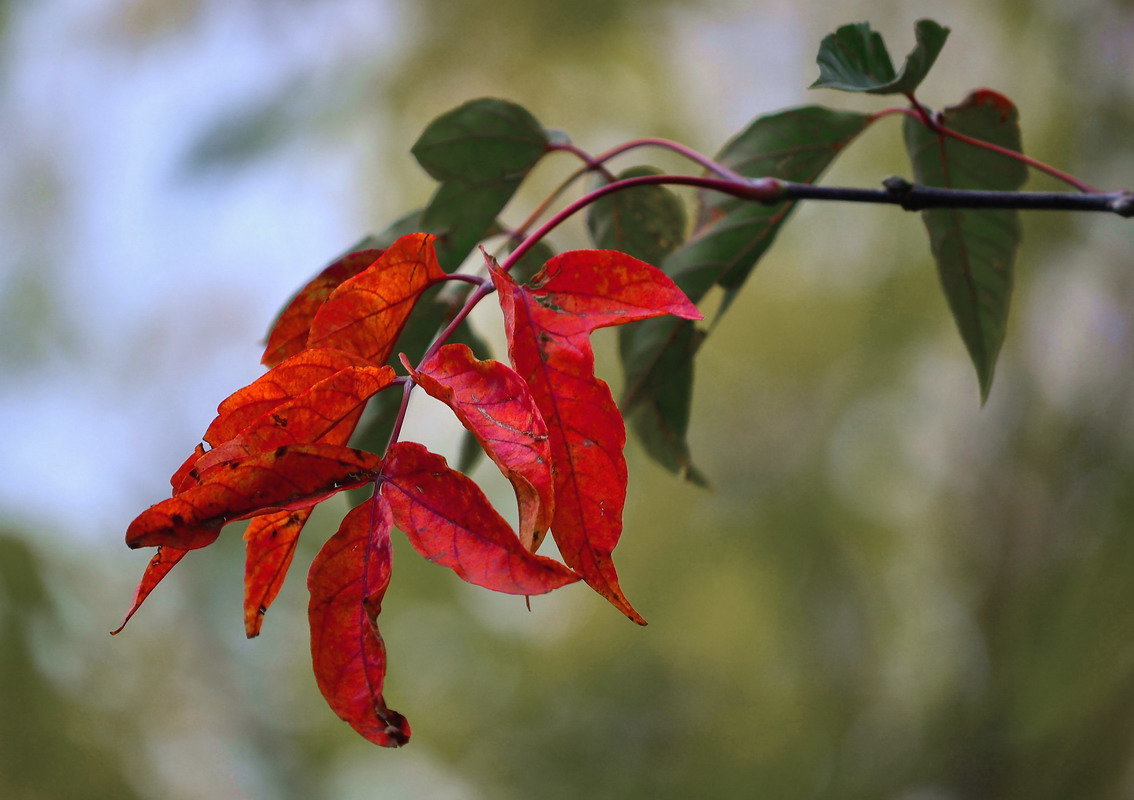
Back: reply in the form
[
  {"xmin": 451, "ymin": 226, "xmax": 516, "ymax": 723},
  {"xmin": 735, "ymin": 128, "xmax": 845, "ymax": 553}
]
[
  {"xmin": 903, "ymin": 89, "xmax": 1027, "ymax": 400},
  {"xmin": 696, "ymin": 106, "xmax": 872, "ymax": 305},
  {"xmin": 810, "ymin": 19, "xmax": 950, "ymax": 96},
  {"xmin": 585, "ymin": 166, "xmax": 687, "ymax": 265},
  {"xmin": 621, "ymin": 318, "xmax": 707, "ymax": 486},
  {"xmin": 618, "ymin": 106, "xmax": 870, "ymax": 481},
  {"xmin": 411, "ymin": 99, "xmax": 549, "ymax": 270}
]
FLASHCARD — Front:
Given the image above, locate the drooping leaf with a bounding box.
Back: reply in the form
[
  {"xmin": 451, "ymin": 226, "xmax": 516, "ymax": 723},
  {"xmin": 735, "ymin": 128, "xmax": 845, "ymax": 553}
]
[
  {"xmin": 585, "ymin": 166, "xmax": 687, "ymax": 265},
  {"xmin": 695, "ymin": 106, "xmax": 873, "ymax": 301},
  {"xmin": 810, "ymin": 19, "xmax": 950, "ymax": 96},
  {"xmin": 308, "ymin": 232, "xmax": 446, "ymax": 363},
  {"xmin": 411, "ymin": 99, "xmax": 549, "ymax": 270},
  {"xmin": 618, "ymin": 107, "xmax": 871, "ymax": 480},
  {"xmin": 382, "ymin": 442, "xmax": 578, "ymax": 595},
  {"xmin": 243, "ymin": 508, "xmax": 311, "ymax": 638},
  {"xmin": 126, "ymin": 444, "xmax": 384, "ymax": 550},
  {"xmin": 903, "ymin": 89, "xmax": 1027, "ymax": 400},
  {"xmin": 110, "ymin": 546, "xmax": 188, "ymax": 635},
  {"xmin": 204, "ymin": 348, "xmax": 369, "ymax": 447},
  {"xmin": 489, "ymin": 251, "xmax": 701, "ymax": 623},
  {"xmin": 307, "ymin": 496, "xmax": 409, "ymax": 747},
  {"xmin": 402, "ymin": 344, "xmax": 554, "ymax": 549},
  {"xmin": 194, "ymin": 365, "xmax": 396, "ymax": 474},
  {"xmin": 620, "ymin": 319, "xmax": 708, "ymax": 486},
  {"xmin": 262, "ymin": 248, "xmax": 384, "ymax": 368}
]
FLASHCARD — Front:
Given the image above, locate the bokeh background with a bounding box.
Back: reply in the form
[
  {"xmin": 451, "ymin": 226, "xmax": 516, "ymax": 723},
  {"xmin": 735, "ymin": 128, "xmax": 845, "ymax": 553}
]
[{"xmin": 3, "ymin": 0, "xmax": 1134, "ymax": 797}]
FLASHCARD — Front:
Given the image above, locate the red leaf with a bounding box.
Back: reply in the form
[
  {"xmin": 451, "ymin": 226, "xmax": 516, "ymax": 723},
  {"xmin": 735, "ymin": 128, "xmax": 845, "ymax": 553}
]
[
  {"xmin": 382, "ymin": 442, "xmax": 579, "ymax": 595},
  {"xmin": 204, "ymin": 348, "xmax": 369, "ymax": 447},
  {"xmin": 488, "ymin": 251, "xmax": 701, "ymax": 624},
  {"xmin": 243, "ymin": 509, "xmax": 311, "ymax": 638},
  {"xmin": 402, "ymin": 344, "xmax": 554, "ymax": 550},
  {"xmin": 195, "ymin": 365, "xmax": 395, "ymax": 474},
  {"xmin": 308, "ymin": 233, "xmax": 445, "ymax": 363},
  {"xmin": 262, "ymin": 249, "xmax": 384, "ymax": 368},
  {"xmin": 170, "ymin": 444, "xmax": 206, "ymax": 494},
  {"xmin": 308, "ymin": 496, "xmax": 409, "ymax": 747},
  {"xmin": 126, "ymin": 444, "xmax": 383, "ymax": 550},
  {"xmin": 110, "ymin": 546, "xmax": 188, "ymax": 635}
]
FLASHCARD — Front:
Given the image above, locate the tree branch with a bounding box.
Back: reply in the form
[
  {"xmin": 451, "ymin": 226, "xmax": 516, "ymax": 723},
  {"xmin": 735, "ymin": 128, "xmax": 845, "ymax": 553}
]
[{"xmin": 767, "ymin": 177, "xmax": 1134, "ymax": 217}]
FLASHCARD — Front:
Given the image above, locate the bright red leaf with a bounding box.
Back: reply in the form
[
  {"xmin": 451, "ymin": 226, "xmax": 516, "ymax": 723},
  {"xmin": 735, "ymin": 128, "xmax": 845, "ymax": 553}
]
[
  {"xmin": 126, "ymin": 444, "xmax": 384, "ymax": 551},
  {"xmin": 243, "ymin": 508, "xmax": 311, "ymax": 638},
  {"xmin": 489, "ymin": 251, "xmax": 701, "ymax": 624},
  {"xmin": 308, "ymin": 496, "xmax": 409, "ymax": 747},
  {"xmin": 382, "ymin": 442, "xmax": 579, "ymax": 595},
  {"xmin": 195, "ymin": 364, "xmax": 395, "ymax": 474},
  {"xmin": 262, "ymin": 248, "xmax": 384, "ymax": 368},
  {"xmin": 111, "ymin": 546, "xmax": 188, "ymax": 635},
  {"xmin": 307, "ymin": 233, "xmax": 445, "ymax": 363},
  {"xmin": 203, "ymin": 348, "xmax": 369, "ymax": 448},
  {"xmin": 402, "ymin": 344, "xmax": 554, "ymax": 550}
]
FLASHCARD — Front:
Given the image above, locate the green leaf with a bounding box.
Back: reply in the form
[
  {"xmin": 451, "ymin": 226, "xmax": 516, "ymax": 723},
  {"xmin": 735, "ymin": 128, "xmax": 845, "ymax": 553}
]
[
  {"xmin": 695, "ymin": 106, "xmax": 872, "ymax": 306},
  {"xmin": 810, "ymin": 19, "xmax": 950, "ymax": 96},
  {"xmin": 585, "ymin": 166, "xmax": 687, "ymax": 265},
  {"xmin": 621, "ymin": 318, "xmax": 708, "ymax": 487},
  {"xmin": 411, "ymin": 99, "xmax": 549, "ymax": 270},
  {"xmin": 903, "ymin": 89, "xmax": 1028, "ymax": 400},
  {"xmin": 618, "ymin": 106, "xmax": 870, "ymax": 481}
]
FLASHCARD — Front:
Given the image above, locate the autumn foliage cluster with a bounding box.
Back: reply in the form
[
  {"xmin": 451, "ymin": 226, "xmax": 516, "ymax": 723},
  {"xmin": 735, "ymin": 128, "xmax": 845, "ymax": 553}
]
[{"xmin": 117, "ymin": 20, "xmax": 1123, "ymax": 747}]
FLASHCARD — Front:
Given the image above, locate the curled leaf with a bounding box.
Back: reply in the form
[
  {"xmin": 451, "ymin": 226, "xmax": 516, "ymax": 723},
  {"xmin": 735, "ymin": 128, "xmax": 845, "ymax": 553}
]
[
  {"xmin": 810, "ymin": 19, "xmax": 950, "ymax": 96},
  {"xmin": 308, "ymin": 496, "xmax": 409, "ymax": 747}
]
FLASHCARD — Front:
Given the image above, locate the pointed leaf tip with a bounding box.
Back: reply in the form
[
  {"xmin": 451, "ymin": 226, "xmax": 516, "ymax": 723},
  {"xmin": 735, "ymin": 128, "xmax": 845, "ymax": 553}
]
[{"xmin": 903, "ymin": 89, "xmax": 1025, "ymax": 400}]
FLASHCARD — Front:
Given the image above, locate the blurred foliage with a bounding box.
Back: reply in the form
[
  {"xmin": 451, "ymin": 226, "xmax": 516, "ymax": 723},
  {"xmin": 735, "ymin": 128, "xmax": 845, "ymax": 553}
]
[
  {"xmin": 0, "ymin": 531, "xmax": 142, "ymax": 799},
  {"xmin": 4, "ymin": 0, "xmax": 1134, "ymax": 798}
]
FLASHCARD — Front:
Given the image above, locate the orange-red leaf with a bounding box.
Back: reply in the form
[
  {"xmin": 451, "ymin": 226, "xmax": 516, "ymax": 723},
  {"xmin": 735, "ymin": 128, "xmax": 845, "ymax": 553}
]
[
  {"xmin": 308, "ymin": 233, "xmax": 445, "ymax": 363},
  {"xmin": 170, "ymin": 444, "xmax": 206, "ymax": 494},
  {"xmin": 382, "ymin": 442, "xmax": 578, "ymax": 595},
  {"xmin": 489, "ymin": 251, "xmax": 701, "ymax": 624},
  {"xmin": 262, "ymin": 249, "xmax": 384, "ymax": 368},
  {"xmin": 110, "ymin": 546, "xmax": 188, "ymax": 635},
  {"xmin": 195, "ymin": 365, "xmax": 396, "ymax": 474},
  {"xmin": 308, "ymin": 496, "xmax": 409, "ymax": 747},
  {"xmin": 402, "ymin": 344, "xmax": 554, "ymax": 550},
  {"xmin": 243, "ymin": 509, "xmax": 311, "ymax": 638},
  {"xmin": 126, "ymin": 444, "xmax": 383, "ymax": 550},
  {"xmin": 204, "ymin": 348, "xmax": 369, "ymax": 447}
]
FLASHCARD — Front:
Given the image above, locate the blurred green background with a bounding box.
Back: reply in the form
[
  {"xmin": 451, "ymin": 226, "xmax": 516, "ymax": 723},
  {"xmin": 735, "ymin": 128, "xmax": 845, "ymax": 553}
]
[{"xmin": 3, "ymin": 0, "xmax": 1134, "ymax": 797}]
